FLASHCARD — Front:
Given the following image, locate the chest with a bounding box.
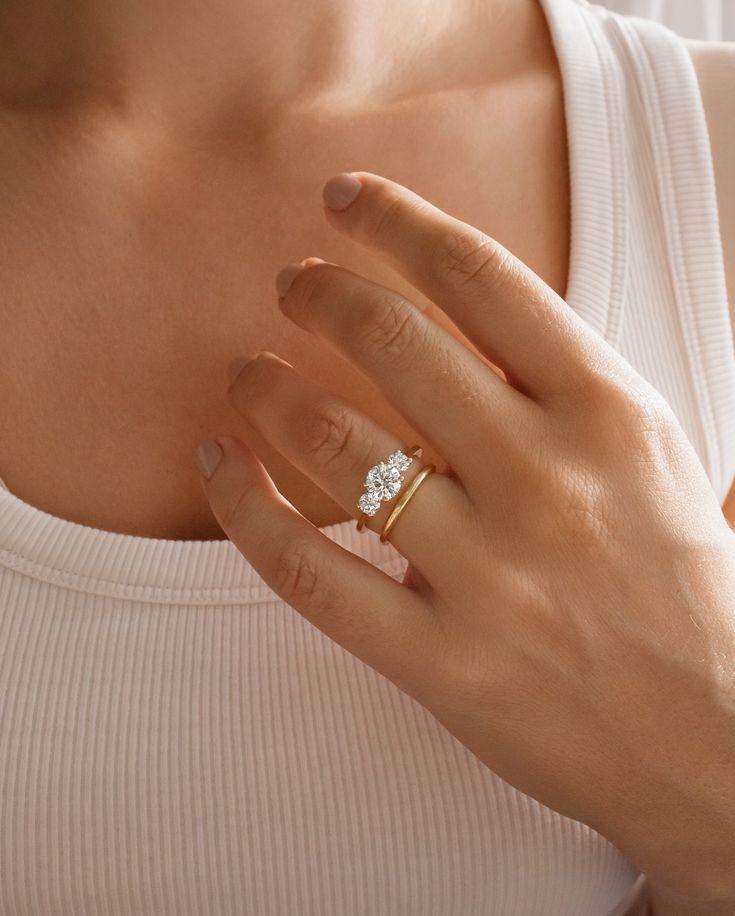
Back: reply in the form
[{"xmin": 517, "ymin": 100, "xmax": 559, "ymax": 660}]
[{"xmin": 0, "ymin": 74, "xmax": 570, "ymax": 536}]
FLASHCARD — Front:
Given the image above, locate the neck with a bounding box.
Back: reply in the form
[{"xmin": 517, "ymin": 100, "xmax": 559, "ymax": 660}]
[{"xmin": 0, "ymin": 0, "xmax": 544, "ymax": 127}]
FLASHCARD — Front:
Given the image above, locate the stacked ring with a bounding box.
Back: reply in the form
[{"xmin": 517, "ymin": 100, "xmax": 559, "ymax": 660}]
[
  {"xmin": 355, "ymin": 444, "xmax": 436, "ymax": 543},
  {"xmin": 379, "ymin": 463, "xmax": 436, "ymax": 543}
]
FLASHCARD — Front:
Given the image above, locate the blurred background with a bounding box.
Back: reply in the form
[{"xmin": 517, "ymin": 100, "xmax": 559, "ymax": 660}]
[{"xmin": 598, "ymin": 0, "xmax": 735, "ymax": 40}]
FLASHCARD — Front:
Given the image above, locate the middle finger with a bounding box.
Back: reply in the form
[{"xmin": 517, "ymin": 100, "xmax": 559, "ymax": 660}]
[{"xmin": 276, "ymin": 258, "xmax": 534, "ymax": 480}]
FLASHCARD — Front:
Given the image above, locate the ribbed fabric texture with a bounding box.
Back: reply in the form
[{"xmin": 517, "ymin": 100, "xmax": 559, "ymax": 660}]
[{"xmin": 1, "ymin": 0, "xmax": 733, "ymax": 913}]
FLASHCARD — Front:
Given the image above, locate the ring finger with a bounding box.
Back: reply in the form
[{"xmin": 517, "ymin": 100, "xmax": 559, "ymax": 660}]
[{"xmin": 226, "ymin": 350, "xmax": 468, "ymax": 575}]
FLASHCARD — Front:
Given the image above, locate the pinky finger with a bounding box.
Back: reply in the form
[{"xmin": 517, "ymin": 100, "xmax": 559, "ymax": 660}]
[{"xmin": 196, "ymin": 434, "xmax": 435, "ymax": 690}]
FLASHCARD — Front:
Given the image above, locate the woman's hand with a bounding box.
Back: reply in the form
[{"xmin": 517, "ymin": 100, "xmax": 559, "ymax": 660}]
[{"xmin": 196, "ymin": 172, "xmax": 735, "ymax": 904}]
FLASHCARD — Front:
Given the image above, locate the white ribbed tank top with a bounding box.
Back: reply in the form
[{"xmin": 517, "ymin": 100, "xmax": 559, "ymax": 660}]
[{"xmin": 1, "ymin": 1, "xmax": 734, "ymax": 913}]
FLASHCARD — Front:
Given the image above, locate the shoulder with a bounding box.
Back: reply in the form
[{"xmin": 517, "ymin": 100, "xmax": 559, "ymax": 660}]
[{"xmin": 683, "ymin": 39, "xmax": 735, "ymax": 518}]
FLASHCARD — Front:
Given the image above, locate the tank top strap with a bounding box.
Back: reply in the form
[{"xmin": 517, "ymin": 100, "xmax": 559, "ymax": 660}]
[{"xmin": 541, "ymin": 0, "xmax": 735, "ymax": 503}]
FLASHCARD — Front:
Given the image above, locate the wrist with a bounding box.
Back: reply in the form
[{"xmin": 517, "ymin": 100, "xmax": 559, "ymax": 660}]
[{"xmin": 597, "ymin": 746, "xmax": 735, "ymax": 903}]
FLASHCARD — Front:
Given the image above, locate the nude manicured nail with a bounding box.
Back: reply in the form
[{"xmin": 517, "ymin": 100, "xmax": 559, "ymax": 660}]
[
  {"xmin": 226, "ymin": 353, "xmax": 263, "ymax": 386},
  {"xmin": 275, "ymin": 264, "xmax": 303, "ymax": 298},
  {"xmin": 322, "ymin": 173, "xmax": 362, "ymax": 210},
  {"xmin": 196, "ymin": 439, "xmax": 223, "ymax": 479}
]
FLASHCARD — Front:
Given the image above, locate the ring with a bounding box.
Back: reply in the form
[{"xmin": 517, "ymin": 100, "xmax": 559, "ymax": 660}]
[
  {"xmin": 379, "ymin": 463, "xmax": 436, "ymax": 543},
  {"xmin": 355, "ymin": 445, "xmax": 423, "ymax": 532}
]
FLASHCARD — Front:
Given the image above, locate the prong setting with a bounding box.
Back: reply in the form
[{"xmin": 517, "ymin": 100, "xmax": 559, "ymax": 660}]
[{"xmin": 356, "ymin": 450, "xmax": 415, "ymax": 517}]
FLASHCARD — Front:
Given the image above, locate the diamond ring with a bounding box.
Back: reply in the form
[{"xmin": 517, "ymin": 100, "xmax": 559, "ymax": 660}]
[{"xmin": 355, "ymin": 445, "xmax": 423, "ymax": 532}]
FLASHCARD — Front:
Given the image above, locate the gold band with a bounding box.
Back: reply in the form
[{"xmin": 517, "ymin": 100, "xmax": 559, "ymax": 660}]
[{"xmin": 379, "ymin": 463, "xmax": 436, "ymax": 543}]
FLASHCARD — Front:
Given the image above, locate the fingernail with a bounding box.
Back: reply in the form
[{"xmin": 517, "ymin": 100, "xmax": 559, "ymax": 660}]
[
  {"xmin": 323, "ymin": 173, "xmax": 362, "ymax": 211},
  {"xmin": 225, "ymin": 354, "xmax": 256, "ymax": 386},
  {"xmin": 196, "ymin": 439, "xmax": 223, "ymax": 479},
  {"xmin": 276, "ymin": 263, "xmax": 303, "ymax": 298}
]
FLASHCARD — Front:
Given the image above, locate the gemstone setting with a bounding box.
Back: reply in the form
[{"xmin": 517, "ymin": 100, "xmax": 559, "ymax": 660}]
[
  {"xmin": 356, "ymin": 449, "xmax": 415, "ymax": 517},
  {"xmin": 358, "ymin": 492, "xmax": 381, "ymax": 516}
]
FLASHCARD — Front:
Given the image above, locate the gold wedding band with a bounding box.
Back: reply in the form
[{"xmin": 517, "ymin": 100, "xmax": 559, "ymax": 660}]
[{"xmin": 379, "ymin": 463, "xmax": 435, "ymax": 543}]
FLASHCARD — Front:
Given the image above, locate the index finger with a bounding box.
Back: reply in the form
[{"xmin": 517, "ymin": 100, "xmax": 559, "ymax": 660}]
[{"xmin": 322, "ymin": 171, "xmax": 615, "ymax": 399}]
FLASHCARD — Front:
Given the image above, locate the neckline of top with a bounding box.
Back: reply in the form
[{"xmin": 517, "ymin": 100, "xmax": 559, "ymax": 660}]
[{"xmin": 0, "ymin": 0, "xmax": 625, "ymax": 604}]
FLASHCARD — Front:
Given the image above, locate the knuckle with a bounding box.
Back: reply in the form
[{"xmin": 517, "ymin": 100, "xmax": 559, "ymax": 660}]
[
  {"xmin": 220, "ymin": 482, "xmax": 255, "ymax": 534},
  {"xmin": 369, "ymin": 192, "xmax": 425, "ymax": 243},
  {"xmin": 621, "ymin": 387, "xmax": 671, "ymax": 431},
  {"xmin": 436, "ymin": 228, "xmax": 512, "ymax": 292},
  {"xmin": 575, "ymin": 368, "xmax": 637, "ymax": 416},
  {"xmin": 566, "ymin": 367, "xmax": 615, "ymax": 413},
  {"xmin": 272, "ymin": 537, "xmax": 325, "ymax": 606},
  {"xmin": 372, "ymin": 194, "xmax": 405, "ymax": 240},
  {"xmin": 358, "ymin": 296, "xmax": 423, "ymax": 364},
  {"xmin": 301, "ymin": 399, "xmax": 362, "ymax": 473},
  {"xmin": 582, "ymin": 373, "xmax": 673, "ymax": 450},
  {"xmin": 622, "ymin": 392, "xmax": 677, "ymax": 463}
]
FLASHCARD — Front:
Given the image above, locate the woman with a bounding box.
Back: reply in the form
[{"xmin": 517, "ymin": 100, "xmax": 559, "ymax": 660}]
[{"xmin": 0, "ymin": 0, "xmax": 733, "ymax": 913}]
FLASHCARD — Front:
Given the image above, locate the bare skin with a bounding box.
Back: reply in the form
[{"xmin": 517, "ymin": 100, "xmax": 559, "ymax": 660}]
[
  {"xmin": 2, "ymin": 5, "xmax": 735, "ymax": 911},
  {"xmin": 2, "ymin": 1, "xmax": 733, "ymax": 544},
  {"xmin": 0, "ymin": 0, "xmax": 570, "ymax": 540}
]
